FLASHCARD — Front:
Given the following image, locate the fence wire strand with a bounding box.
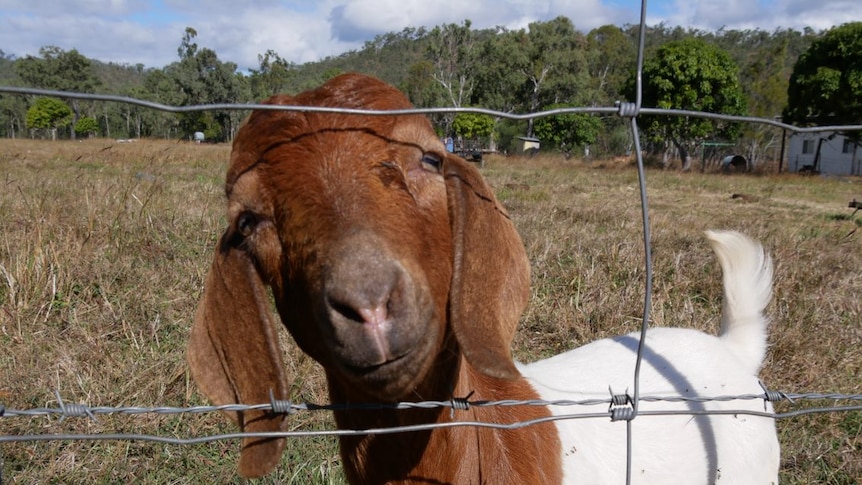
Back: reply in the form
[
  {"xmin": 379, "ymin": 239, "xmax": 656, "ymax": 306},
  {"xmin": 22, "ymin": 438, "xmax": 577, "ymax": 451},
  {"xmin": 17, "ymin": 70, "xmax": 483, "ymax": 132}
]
[
  {"xmin": 1, "ymin": 0, "xmax": 862, "ymax": 482},
  {"xmin": 4, "ymin": 84, "xmax": 862, "ymax": 134},
  {"xmin": 3, "ymin": 392, "xmax": 862, "ymax": 446},
  {"xmin": 621, "ymin": 2, "xmax": 650, "ymax": 479},
  {"xmin": 4, "ymin": 391, "xmax": 862, "ymax": 420}
]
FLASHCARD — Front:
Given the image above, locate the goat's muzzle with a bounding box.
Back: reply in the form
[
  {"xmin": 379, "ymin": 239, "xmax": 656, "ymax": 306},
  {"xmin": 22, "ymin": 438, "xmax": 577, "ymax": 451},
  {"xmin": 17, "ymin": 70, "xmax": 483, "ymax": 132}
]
[{"xmin": 319, "ymin": 230, "xmax": 439, "ymax": 398}]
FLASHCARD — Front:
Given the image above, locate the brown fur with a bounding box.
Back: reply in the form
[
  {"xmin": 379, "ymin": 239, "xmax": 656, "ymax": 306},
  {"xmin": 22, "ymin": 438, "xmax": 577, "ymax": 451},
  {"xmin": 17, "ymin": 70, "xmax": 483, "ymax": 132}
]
[{"xmin": 187, "ymin": 73, "xmax": 562, "ymax": 483}]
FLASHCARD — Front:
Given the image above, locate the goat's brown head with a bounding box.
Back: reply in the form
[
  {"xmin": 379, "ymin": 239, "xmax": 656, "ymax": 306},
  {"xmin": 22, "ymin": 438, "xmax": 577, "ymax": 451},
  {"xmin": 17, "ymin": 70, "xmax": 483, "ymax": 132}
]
[{"xmin": 187, "ymin": 73, "xmax": 530, "ymax": 477}]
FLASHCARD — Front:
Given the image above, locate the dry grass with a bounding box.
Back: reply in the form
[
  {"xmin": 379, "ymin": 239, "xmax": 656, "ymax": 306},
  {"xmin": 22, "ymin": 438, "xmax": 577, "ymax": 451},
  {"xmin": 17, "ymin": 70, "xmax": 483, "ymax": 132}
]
[{"xmin": 1, "ymin": 139, "xmax": 860, "ymax": 484}]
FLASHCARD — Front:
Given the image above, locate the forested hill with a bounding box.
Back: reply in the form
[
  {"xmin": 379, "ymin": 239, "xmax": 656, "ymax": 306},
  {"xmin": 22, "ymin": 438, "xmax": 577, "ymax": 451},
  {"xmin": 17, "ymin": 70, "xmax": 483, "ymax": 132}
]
[{"xmin": 0, "ymin": 18, "xmax": 824, "ymax": 156}]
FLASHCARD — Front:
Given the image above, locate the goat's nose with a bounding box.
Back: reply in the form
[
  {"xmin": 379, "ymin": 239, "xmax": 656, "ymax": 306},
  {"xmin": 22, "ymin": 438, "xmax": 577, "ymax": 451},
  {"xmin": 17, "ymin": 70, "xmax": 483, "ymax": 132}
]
[
  {"xmin": 357, "ymin": 305, "xmax": 389, "ymax": 326},
  {"xmin": 325, "ymin": 241, "xmax": 399, "ymax": 325},
  {"xmin": 323, "ymin": 233, "xmax": 420, "ymax": 367},
  {"xmin": 328, "ymin": 282, "xmax": 393, "ymax": 327}
]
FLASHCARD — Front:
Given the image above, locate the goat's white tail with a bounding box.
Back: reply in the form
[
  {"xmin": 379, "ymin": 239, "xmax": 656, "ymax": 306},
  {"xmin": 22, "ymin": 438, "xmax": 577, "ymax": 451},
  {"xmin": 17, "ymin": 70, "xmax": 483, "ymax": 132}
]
[{"xmin": 705, "ymin": 230, "xmax": 774, "ymax": 374}]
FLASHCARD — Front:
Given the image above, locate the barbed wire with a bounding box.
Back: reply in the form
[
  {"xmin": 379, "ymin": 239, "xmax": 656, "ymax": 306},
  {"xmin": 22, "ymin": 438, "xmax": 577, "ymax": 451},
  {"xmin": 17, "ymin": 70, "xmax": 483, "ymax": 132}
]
[
  {"xmin": 4, "ymin": 390, "xmax": 862, "ymax": 421},
  {"xmin": 1, "ymin": 0, "xmax": 861, "ymax": 483},
  {"xmin": 2, "ymin": 390, "xmax": 861, "ymax": 445}
]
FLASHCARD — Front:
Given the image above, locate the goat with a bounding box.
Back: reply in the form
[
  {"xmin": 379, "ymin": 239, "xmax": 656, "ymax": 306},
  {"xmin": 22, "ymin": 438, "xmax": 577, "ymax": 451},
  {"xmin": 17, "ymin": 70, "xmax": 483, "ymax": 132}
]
[{"xmin": 187, "ymin": 73, "xmax": 780, "ymax": 483}]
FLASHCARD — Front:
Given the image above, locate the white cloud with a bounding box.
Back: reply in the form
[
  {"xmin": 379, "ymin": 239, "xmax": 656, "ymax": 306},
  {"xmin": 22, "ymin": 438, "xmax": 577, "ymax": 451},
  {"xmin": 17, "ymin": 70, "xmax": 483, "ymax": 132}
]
[
  {"xmin": 0, "ymin": 0, "xmax": 149, "ymax": 17},
  {"xmin": 325, "ymin": 0, "xmax": 629, "ymax": 42},
  {"xmin": 0, "ymin": 0, "xmax": 858, "ymax": 70},
  {"xmin": 212, "ymin": 6, "xmax": 353, "ymax": 68},
  {"xmin": 1, "ymin": 12, "xmax": 176, "ymax": 66},
  {"xmin": 652, "ymin": 0, "xmax": 862, "ymax": 32}
]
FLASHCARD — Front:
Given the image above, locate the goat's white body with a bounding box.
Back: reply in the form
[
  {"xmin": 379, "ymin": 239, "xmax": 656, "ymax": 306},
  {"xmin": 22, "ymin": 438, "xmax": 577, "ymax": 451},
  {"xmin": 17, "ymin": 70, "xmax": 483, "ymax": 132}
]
[
  {"xmin": 520, "ymin": 231, "xmax": 780, "ymax": 484},
  {"xmin": 522, "ymin": 329, "xmax": 779, "ymax": 484}
]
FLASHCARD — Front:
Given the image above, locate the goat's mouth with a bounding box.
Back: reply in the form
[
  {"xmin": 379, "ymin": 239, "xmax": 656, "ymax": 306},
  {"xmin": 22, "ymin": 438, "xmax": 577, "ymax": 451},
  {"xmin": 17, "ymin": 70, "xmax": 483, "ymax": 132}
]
[
  {"xmin": 342, "ymin": 351, "xmax": 410, "ymax": 376},
  {"xmin": 336, "ymin": 352, "xmax": 431, "ymax": 400},
  {"xmin": 329, "ymin": 319, "xmax": 439, "ymax": 399}
]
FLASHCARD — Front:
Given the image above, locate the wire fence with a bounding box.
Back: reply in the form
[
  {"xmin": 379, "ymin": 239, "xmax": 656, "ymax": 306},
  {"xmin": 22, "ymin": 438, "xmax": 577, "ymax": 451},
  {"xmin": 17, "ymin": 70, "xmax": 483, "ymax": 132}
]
[{"xmin": 1, "ymin": 0, "xmax": 862, "ymax": 483}]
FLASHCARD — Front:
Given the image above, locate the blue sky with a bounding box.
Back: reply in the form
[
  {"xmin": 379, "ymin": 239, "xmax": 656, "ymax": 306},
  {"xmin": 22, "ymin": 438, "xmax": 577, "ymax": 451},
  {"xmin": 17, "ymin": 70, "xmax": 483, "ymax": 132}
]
[{"xmin": 1, "ymin": 0, "xmax": 860, "ymax": 71}]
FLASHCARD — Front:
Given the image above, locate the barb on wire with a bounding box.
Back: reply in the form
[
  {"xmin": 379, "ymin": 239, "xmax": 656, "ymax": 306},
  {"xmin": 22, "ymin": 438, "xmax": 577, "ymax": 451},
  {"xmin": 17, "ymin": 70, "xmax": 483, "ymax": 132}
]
[
  {"xmin": 268, "ymin": 389, "xmax": 295, "ymax": 415},
  {"xmin": 761, "ymin": 380, "xmax": 795, "ymax": 406},
  {"xmin": 449, "ymin": 391, "xmax": 474, "ymax": 419},
  {"xmin": 55, "ymin": 390, "xmax": 96, "ymax": 423}
]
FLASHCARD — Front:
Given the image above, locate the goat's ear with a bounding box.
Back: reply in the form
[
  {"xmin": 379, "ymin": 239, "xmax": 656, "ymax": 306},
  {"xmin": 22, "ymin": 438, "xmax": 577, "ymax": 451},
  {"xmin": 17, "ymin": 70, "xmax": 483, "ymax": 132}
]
[
  {"xmin": 444, "ymin": 155, "xmax": 530, "ymax": 381},
  {"xmin": 187, "ymin": 233, "xmax": 289, "ymax": 478}
]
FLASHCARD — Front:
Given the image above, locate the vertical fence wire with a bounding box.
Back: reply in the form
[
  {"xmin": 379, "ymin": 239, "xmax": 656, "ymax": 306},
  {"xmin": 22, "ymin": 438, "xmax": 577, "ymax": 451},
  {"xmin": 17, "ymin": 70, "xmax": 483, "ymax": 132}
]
[{"xmin": 624, "ymin": 2, "xmax": 651, "ymax": 483}]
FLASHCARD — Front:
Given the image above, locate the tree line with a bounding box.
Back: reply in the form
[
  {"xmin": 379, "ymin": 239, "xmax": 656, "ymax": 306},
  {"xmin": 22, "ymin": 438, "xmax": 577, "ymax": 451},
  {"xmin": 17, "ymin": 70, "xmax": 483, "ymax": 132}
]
[{"xmin": 0, "ymin": 18, "xmax": 860, "ymax": 168}]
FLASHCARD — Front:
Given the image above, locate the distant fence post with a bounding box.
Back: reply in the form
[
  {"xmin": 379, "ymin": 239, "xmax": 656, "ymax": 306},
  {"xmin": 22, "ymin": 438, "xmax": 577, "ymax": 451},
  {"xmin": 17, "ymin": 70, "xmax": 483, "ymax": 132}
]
[{"xmin": 778, "ymin": 128, "xmax": 786, "ymax": 173}]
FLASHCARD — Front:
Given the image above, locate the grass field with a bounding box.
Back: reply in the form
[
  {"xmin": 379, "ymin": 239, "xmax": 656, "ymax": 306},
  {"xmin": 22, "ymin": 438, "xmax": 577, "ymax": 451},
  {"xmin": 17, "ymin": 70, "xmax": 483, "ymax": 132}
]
[{"xmin": 1, "ymin": 138, "xmax": 860, "ymax": 484}]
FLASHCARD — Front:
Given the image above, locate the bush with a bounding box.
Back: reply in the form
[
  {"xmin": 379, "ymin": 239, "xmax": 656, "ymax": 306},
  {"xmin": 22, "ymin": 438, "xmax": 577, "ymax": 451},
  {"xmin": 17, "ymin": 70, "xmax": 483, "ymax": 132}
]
[{"xmin": 74, "ymin": 116, "xmax": 99, "ymax": 137}]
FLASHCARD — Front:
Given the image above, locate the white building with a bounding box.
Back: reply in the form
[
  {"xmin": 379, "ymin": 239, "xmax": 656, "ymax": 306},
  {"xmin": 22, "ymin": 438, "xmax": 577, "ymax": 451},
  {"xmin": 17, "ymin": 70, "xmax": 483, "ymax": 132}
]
[{"xmin": 786, "ymin": 131, "xmax": 861, "ymax": 175}]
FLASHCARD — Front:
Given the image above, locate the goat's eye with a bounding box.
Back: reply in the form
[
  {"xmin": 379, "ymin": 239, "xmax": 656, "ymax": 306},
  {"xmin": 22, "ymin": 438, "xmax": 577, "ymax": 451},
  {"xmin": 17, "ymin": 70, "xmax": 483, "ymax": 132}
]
[
  {"xmin": 237, "ymin": 211, "xmax": 257, "ymax": 237},
  {"xmin": 421, "ymin": 153, "xmax": 442, "ymax": 173}
]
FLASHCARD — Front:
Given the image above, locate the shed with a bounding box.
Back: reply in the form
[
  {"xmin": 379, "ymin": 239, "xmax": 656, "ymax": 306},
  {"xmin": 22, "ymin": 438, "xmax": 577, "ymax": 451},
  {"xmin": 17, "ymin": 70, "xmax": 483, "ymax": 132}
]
[{"xmin": 786, "ymin": 131, "xmax": 861, "ymax": 176}]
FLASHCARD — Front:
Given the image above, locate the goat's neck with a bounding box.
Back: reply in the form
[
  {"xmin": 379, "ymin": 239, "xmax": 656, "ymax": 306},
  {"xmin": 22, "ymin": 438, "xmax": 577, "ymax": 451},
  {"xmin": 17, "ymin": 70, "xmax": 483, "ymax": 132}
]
[{"xmin": 328, "ymin": 347, "xmax": 563, "ymax": 484}]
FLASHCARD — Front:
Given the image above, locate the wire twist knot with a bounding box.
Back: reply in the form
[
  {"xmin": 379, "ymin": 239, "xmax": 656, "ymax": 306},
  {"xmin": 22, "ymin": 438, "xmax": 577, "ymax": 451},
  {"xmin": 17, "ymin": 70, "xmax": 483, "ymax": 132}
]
[
  {"xmin": 615, "ymin": 100, "xmax": 640, "ymax": 118},
  {"xmin": 269, "ymin": 390, "xmax": 295, "ymax": 415},
  {"xmin": 609, "ymin": 391, "xmax": 635, "ymax": 422},
  {"xmin": 55, "ymin": 391, "xmax": 97, "ymax": 422},
  {"xmin": 60, "ymin": 402, "xmax": 95, "ymax": 421},
  {"xmin": 449, "ymin": 391, "xmax": 475, "ymax": 418},
  {"xmin": 760, "ymin": 381, "xmax": 792, "ymax": 408}
]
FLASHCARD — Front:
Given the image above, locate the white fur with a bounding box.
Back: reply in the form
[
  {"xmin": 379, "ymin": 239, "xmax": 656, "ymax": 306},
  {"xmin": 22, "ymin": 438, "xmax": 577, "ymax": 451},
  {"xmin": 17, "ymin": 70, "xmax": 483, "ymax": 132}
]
[{"xmin": 520, "ymin": 231, "xmax": 780, "ymax": 484}]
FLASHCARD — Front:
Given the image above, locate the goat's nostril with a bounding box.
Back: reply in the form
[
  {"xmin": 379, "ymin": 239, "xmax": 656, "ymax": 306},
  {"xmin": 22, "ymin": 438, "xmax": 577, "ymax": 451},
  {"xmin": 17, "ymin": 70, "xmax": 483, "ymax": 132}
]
[
  {"xmin": 331, "ymin": 301, "xmax": 365, "ymax": 323},
  {"xmin": 331, "ymin": 300, "xmax": 389, "ymax": 325}
]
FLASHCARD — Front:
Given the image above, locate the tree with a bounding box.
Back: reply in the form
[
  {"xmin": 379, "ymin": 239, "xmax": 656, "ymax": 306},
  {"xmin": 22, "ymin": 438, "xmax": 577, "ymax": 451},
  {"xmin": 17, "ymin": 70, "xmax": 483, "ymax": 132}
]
[
  {"xmin": 533, "ymin": 104, "xmax": 601, "ymax": 157},
  {"xmin": 0, "ymin": 94, "xmax": 27, "ymax": 138},
  {"xmin": 783, "ymin": 22, "xmax": 862, "ymax": 140},
  {"xmin": 635, "ymin": 38, "xmax": 746, "ymax": 170},
  {"xmin": 734, "ymin": 28, "xmax": 811, "ymax": 168},
  {"xmin": 426, "ymin": 20, "xmax": 477, "ymax": 108},
  {"xmin": 26, "ymin": 97, "xmax": 72, "ymax": 140},
  {"xmin": 15, "ymin": 47, "xmax": 101, "ymax": 140},
  {"xmin": 586, "ymin": 25, "xmax": 636, "ymax": 105},
  {"xmin": 249, "ymin": 49, "xmax": 296, "ymax": 99},
  {"xmin": 585, "ymin": 25, "xmax": 637, "ymax": 158},
  {"xmin": 168, "ymin": 27, "xmax": 245, "ymax": 141},
  {"xmin": 422, "ymin": 20, "xmax": 481, "ymax": 139},
  {"xmin": 74, "ymin": 116, "xmax": 99, "ymax": 137},
  {"xmin": 142, "ymin": 68, "xmax": 183, "ymax": 139},
  {"xmin": 402, "ymin": 60, "xmax": 441, "ymax": 108},
  {"xmin": 452, "ymin": 112, "xmax": 494, "ymax": 140},
  {"xmin": 514, "ymin": 17, "xmax": 590, "ymax": 136},
  {"xmin": 471, "ymin": 27, "xmax": 525, "ymax": 114}
]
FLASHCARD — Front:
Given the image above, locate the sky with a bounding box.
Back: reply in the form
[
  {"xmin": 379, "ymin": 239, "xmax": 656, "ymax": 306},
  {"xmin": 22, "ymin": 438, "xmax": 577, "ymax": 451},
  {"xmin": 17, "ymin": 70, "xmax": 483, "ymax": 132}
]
[{"xmin": 1, "ymin": 0, "xmax": 860, "ymax": 72}]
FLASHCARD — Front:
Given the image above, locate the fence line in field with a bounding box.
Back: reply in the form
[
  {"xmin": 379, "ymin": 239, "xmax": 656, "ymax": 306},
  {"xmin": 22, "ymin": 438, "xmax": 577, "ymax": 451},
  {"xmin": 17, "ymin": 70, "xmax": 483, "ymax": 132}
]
[
  {"xmin": 2, "ymin": 0, "xmax": 862, "ymax": 483},
  {"xmin": 4, "ymin": 85, "xmax": 862, "ymax": 135},
  {"xmin": 3, "ymin": 389, "xmax": 862, "ymax": 430}
]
